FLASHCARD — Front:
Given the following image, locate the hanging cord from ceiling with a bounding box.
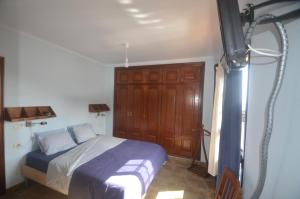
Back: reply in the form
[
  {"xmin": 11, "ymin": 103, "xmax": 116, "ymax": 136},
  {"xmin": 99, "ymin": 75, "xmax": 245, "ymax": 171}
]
[
  {"xmin": 245, "ymin": 14, "xmax": 288, "ymax": 199},
  {"xmin": 122, "ymin": 42, "xmax": 129, "ymax": 68}
]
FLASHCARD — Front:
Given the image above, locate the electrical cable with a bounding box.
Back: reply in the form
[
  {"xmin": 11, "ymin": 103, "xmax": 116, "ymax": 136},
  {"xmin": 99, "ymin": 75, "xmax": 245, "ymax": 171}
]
[
  {"xmin": 245, "ymin": 14, "xmax": 289, "ymax": 199},
  {"xmin": 247, "ymin": 44, "xmax": 283, "ymax": 57}
]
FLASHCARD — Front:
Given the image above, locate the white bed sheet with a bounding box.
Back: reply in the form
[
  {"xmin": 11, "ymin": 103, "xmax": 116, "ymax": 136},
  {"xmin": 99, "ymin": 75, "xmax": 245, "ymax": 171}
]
[{"xmin": 46, "ymin": 136, "xmax": 125, "ymax": 194}]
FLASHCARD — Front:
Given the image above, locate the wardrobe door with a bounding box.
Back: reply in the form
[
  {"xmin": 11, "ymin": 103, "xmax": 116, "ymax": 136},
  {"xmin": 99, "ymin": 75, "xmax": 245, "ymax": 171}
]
[
  {"xmin": 163, "ymin": 67, "xmax": 180, "ymax": 83},
  {"xmin": 127, "ymin": 85, "xmax": 145, "ymax": 140},
  {"xmin": 116, "ymin": 70, "xmax": 130, "ymax": 84},
  {"xmin": 115, "ymin": 85, "xmax": 129, "ymax": 138},
  {"xmin": 180, "ymin": 64, "xmax": 202, "ymax": 83},
  {"xmin": 160, "ymin": 84, "xmax": 181, "ymax": 154},
  {"xmin": 177, "ymin": 83, "xmax": 202, "ymax": 157},
  {"xmin": 145, "ymin": 69, "xmax": 162, "ymax": 83},
  {"xmin": 129, "ymin": 70, "xmax": 145, "ymax": 83},
  {"xmin": 143, "ymin": 85, "xmax": 161, "ymax": 143}
]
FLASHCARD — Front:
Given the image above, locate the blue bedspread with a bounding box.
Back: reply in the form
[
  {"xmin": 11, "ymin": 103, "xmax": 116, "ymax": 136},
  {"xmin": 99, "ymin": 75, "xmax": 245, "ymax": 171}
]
[
  {"xmin": 69, "ymin": 140, "xmax": 168, "ymax": 199},
  {"xmin": 26, "ymin": 148, "xmax": 72, "ymax": 173}
]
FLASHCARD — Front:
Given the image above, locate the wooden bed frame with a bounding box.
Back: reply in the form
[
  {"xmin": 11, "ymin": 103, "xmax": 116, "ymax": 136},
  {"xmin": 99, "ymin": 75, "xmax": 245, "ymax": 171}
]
[
  {"xmin": 21, "ymin": 165, "xmax": 66, "ymax": 194},
  {"xmin": 22, "ymin": 164, "xmax": 148, "ymax": 198}
]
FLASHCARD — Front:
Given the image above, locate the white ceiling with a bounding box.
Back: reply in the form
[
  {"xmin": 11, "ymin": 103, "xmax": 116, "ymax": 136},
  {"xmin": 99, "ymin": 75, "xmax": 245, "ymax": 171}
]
[{"xmin": 0, "ymin": 0, "xmax": 222, "ymax": 65}]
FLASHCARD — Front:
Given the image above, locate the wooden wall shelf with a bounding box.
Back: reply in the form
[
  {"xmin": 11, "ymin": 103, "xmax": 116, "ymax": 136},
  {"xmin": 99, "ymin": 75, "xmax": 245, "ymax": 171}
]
[
  {"xmin": 4, "ymin": 106, "xmax": 56, "ymax": 122},
  {"xmin": 89, "ymin": 104, "xmax": 110, "ymax": 113}
]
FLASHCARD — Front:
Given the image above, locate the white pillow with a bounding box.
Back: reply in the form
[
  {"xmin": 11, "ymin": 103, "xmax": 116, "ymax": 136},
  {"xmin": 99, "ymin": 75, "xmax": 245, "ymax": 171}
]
[
  {"xmin": 35, "ymin": 128, "xmax": 77, "ymax": 155},
  {"xmin": 70, "ymin": 123, "xmax": 96, "ymax": 143}
]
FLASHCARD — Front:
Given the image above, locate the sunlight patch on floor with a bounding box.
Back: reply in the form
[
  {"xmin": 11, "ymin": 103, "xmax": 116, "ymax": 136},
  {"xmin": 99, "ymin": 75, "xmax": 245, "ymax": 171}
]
[{"xmin": 156, "ymin": 190, "xmax": 184, "ymax": 199}]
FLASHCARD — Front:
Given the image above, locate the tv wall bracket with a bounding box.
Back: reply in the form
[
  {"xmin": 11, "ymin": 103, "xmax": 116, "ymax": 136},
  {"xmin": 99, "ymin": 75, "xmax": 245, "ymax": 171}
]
[
  {"xmin": 217, "ymin": 0, "xmax": 299, "ymax": 69},
  {"xmin": 241, "ymin": 0, "xmax": 300, "ymax": 25}
]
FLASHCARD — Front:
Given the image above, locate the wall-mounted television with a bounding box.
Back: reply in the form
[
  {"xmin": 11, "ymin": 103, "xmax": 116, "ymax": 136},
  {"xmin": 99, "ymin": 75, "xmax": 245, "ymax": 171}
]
[{"xmin": 217, "ymin": 0, "xmax": 247, "ymax": 68}]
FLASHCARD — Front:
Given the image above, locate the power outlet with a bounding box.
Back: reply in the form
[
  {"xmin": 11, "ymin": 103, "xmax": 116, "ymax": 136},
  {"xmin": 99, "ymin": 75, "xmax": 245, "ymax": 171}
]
[
  {"xmin": 13, "ymin": 123, "xmax": 24, "ymax": 129},
  {"xmin": 13, "ymin": 143, "xmax": 22, "ymax": 149}
]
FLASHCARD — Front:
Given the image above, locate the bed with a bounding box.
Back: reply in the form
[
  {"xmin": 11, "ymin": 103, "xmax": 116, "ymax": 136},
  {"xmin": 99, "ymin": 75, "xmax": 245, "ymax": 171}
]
[{"xmin": 22, "ymin": 136, "xmax": 168, "ymax": 199}]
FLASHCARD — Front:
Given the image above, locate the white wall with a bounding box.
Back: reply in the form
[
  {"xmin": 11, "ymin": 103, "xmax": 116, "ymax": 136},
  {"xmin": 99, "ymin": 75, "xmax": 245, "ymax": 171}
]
[
  {"xmin": 0, "ymin": 26, "xmax": 115, "ymax": 188},
  {"xmin": 243, "ymin": 6, "xmax": 300, "ymax": 199}
]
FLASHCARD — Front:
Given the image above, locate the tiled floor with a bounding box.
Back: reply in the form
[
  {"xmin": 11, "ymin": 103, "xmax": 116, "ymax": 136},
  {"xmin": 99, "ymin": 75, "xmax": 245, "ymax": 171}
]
[
  {"xmin": 1, "ymin": 157, "xmax": 215, "ymax": 199},
  {"xmin": 145, "ymin": 157, "xmax": 215, "ymax": 199}
]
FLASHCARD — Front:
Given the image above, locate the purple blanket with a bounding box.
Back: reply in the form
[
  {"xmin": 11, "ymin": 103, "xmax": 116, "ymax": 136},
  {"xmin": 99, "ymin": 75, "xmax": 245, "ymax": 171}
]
[{"xmin": 69, "ymin": 140, "xmax": 168, "ymax": 199}]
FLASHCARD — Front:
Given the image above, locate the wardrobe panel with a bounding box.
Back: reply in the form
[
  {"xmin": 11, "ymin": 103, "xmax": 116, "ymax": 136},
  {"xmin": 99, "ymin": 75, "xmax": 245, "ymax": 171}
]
[
  {"xmin": 129, "ymin": 70, "xmax": 145, "ymax": 83},
  {"xmin": 127, "ymin": 85, "xmax": 145, "ymax": 140},
  {"xmin": 178, "ymin": 83, "xmax": 201, "ymax": 157},
  {"xmin": 160, "ymin": 84, "xmax": 180, "ymax": 154},
  {"xmin": 180, "ymin": 64, "xmax": 201, "ymax": 82},
  {"xmin": 145, "ymin": 69, "xmax": 162, "ymax": 83},
  {"xmin": 163, "ymin": 68, "xmax": 180, "ymax": 83},
  {"xmin": 115, "ymin": 85, "xmax": 129, "ymax": 138},
  {"xmin": 144, "ymin": 85, "xmax": 161, "ymax": 143},
  {"xmin": 116, "ymin": 70, "xmax": 130, "ymax": 84}
]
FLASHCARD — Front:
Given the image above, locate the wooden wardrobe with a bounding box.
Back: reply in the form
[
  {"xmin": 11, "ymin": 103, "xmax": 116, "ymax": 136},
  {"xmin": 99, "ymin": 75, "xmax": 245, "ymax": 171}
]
[{"xmin": 113, "ymin": 62, "xmax": 205, "ymax": 158}]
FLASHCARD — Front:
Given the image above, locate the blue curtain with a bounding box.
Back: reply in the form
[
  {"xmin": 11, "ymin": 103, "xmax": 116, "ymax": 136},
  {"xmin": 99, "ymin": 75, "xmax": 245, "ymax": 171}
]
[{"xmin": 217, "ymin": 69, "xmax": 243, "ymax": 185}]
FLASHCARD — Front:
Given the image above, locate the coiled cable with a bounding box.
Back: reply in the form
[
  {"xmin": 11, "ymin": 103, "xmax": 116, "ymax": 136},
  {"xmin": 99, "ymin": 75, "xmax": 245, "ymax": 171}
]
[{"xmin": 245, "ymin": 14, "xmax": 289, "ymax": 199}]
